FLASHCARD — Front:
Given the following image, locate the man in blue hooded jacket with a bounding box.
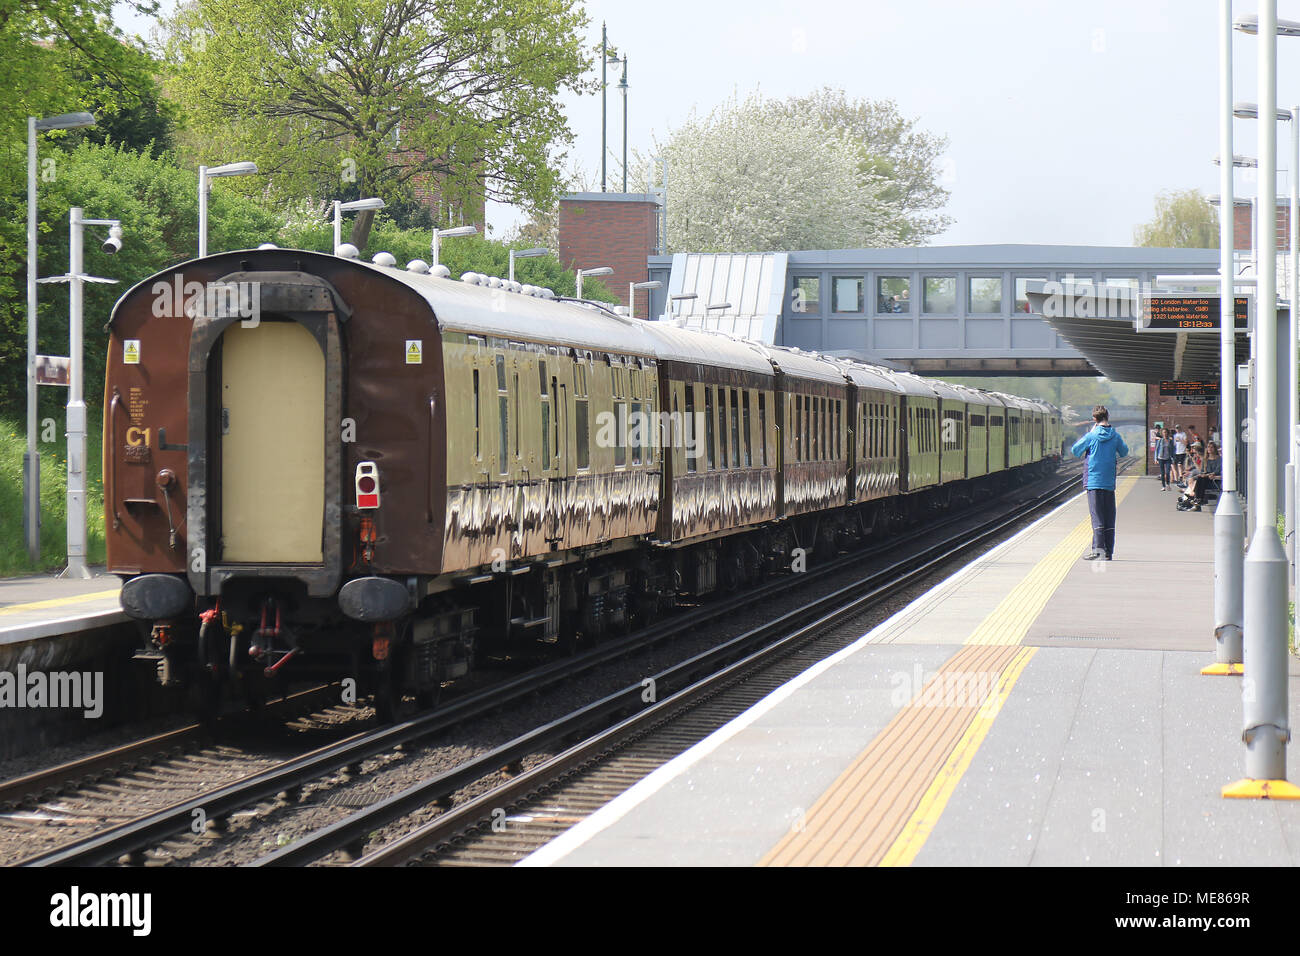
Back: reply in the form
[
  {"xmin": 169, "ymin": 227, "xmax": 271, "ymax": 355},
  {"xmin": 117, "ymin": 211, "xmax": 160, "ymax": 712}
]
[{"xmin": 1071, "ymin": 405, "xmax": 1128, "ymax": 560}]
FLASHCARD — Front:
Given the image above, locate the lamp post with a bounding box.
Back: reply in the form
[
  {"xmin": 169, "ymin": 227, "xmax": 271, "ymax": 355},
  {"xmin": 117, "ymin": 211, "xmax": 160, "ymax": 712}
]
[
  {"xmin": 1207, "ymin": 5, "xmax": 1246, "ymax": 679},
  {"xmin": 432, "ymin": 224, "xmax": 476, "ymax": 268},
  {"xmin": 628, "ymin": 280, "xmax": 661, "ymax": 319},
  {"xmin": 198, "ymin": 161, "xmax": 258, "ymax": 258},
  {"xmin": 37, "ymin": 209, "xmax": 122, "ymax": 578},
  {"xmin": 619, "ymin": 56, "xmax": 629, "ymax": 193},
  {"xmin": 666, "ymin": 292, "xmax": 697, "ymax": 319},
  {"xmin": 509, "ymin": 247, "xmax": 548, "ymax": 284},
  {"xmin": 1235, "ymin": 102, "xmax": 1298, "ymax": 564},
  {"xmin": 25, "ymin": 111, "xmax": 95, "ymax": 565},
  {"xmin": 1228, "ymin": 0, "xmax": 1295, "ymax": 794},
  {"xmin": 332, "ymin": 197, "xmax": 385, "ymax": 253},
  {"xmin": 576, "ymin": 266, "xmax": 612, "ymax": 300}
]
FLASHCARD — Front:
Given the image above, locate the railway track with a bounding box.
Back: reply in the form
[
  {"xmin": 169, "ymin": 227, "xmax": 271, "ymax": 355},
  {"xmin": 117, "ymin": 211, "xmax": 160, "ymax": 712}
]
[
  {"xmin": 263, "ymin": 468, "xmax": 1094, "ymax": 867},
  {"xmin": 15, "ymin": 466, "xmax": 1086, "ymax": 867}
]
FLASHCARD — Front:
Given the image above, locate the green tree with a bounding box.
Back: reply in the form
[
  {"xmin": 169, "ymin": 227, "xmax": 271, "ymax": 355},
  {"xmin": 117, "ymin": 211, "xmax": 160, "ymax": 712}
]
[
  {"xmin": 773, "ymin": 88, "xmax": 953, "ymax": 244},
  {"xmin": 631, "ymin": 89, "xmax": 950, "ymax": 253},
  {"xmin": 0, "ymin": 142, "xmax": 283, "ymax": 420},
  {"xmin": 0, "ymin": 0, "xmax": 159, "ymax": 140},
  {"xmin": 161, "ymin": 0, "xmax": 595, "ymax": 222},
  {"xmin": 1134, "ymin": 189, "xmax": 1219, "ymax": 248}
]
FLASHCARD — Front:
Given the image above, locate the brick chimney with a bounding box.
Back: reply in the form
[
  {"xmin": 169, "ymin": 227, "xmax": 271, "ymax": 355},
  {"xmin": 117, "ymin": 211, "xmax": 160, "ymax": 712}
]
[{"xmin": 558, "ymin": 193, "xmax": 662, "ymax": 314}]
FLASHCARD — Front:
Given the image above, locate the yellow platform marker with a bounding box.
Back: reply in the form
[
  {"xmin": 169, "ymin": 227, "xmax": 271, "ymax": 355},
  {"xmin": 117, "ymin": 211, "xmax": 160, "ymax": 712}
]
[
  {"xmin": 1222, "ymin": 778, "xmax": 1300, "ymax": 799},
  {"xmin": 762, "ymin": 477, "xmax": 1138, "ymax": 866},
  {"xmin": 1200, "ymin": 662, "xmax": 1244, "ymax": 676},
  {"xmin": 0, "ymin": 590, "xmax": 120, "ymax": 617}
]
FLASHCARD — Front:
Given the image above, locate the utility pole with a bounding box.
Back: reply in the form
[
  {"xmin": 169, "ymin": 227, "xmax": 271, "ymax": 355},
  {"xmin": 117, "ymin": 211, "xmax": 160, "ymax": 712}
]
[{"xmin": 601, "ymin": 21, "xmax": 607, "ymax": 192}]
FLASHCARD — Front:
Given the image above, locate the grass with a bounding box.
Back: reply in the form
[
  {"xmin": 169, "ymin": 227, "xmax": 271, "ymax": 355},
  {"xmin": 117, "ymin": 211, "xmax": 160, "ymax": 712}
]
[{"xmin": 0, "ymin": 415, "xmax": 105, "ymax": 576}]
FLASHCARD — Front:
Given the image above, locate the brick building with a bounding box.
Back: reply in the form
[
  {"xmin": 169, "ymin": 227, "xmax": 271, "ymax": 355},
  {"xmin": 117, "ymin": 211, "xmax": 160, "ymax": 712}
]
[
  {"xmin": 557, "ymin": 193, "xmax": 662, "ymax": 313},
  {"xmin": 1143, "ymin": 390, "xmax": 1218, "ymax": 471},
  {"xmin": 1230, "ymin": 199, "xmax": 1291, "ymax": 252}
]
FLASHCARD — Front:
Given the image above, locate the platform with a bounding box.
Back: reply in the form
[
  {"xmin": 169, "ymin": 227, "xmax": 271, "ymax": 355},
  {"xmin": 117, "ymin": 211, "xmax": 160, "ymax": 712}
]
[
  {"xmin": 523, "ymin": 476, "xmax": 1300, "ymax": 867},
  {"xmin": 0, "ymin": 571, "xmax": 126, "ymax": 666}
]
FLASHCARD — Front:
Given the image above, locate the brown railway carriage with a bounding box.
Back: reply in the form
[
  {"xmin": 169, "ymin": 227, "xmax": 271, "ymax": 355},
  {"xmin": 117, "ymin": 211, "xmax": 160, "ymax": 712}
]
[
  {"xmin": 838, "ymin": 361, "xmax": 903, "ymax": 504},
  {"xmin": 745, "ymin": 345, "xmax": 852, "ymax": 520},
  {"xmin": 104, "ymin": 248, "xmax": 1062, "ymax": 719},
  {"xmin": 642, "ymin": 323, "xmax": 778, "ymax": 543}
]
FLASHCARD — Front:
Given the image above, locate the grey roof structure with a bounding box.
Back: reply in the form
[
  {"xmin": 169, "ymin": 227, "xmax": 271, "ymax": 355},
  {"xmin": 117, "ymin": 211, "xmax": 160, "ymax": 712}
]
[
  {"xmin": 1024, "ymin": 284, "xmax": 1252, "ymax": 383},
  {"xmin": 646, "ymin": 244, "xmax": 1220, "ymax": 376}
]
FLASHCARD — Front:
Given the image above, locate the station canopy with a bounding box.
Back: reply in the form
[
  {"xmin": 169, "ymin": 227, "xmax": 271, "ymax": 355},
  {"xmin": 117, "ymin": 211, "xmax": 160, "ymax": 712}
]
[{"xmin": 1025, "ymin": 283, "xmax": 1251, "ymax": 384}]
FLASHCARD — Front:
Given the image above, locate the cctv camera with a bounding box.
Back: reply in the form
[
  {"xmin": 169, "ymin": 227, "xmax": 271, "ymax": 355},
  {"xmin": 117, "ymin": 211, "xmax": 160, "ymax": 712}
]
[{"xmin": 102, "ymin": 224, "xmax": 123, "ymax": 255}]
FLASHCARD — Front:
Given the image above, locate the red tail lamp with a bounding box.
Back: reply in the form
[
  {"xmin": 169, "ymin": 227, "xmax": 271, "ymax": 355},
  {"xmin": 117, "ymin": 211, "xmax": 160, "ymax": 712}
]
[{"xmin": 356, "ymin": 462, "xmax": 380, "ymax": 509}]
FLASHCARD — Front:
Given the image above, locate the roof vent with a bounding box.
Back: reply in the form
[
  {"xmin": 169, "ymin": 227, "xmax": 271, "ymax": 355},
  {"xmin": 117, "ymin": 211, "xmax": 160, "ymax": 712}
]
[
  {"xmin": 431, "ymin": 264, "xmax": 451, "ymax": 278},
  {"xmin": 406, "ymin": 259, "xmax": 430, "ymax": 274},
  {"xmin": 372, "ymin": 251, "xmax": 397, "ymax": 267},
  {"xmin": 257, "ymin": 242, "xmax": 278, "ymax": 250},
  {"xmin": 461, "ymin": 272, "xmax": 485, "ymax": 285},
  {"xmin": 508, "ymin": 280, "xmax": 523, "ymax": 293},
  {"xmin": 335, "ymin": 243, "xmax": 360, "ymax": 259},
  {"xmin": 486, "ymin": 276, "xmax": 504, "ymax": 289}
]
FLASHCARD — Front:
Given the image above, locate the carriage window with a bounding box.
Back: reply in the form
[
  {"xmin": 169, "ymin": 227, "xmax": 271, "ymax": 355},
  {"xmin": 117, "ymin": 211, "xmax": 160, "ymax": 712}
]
[
  {"xmin": 794, "ymin": 395, "xmax": 802, "ymax": 462},
  {"xmin": 615, "ymin": 401, "xmax": 627, "ymax": 467},
  {"xmin": 685, "ymin": 384, "xmax": 697, "ymax": 473},
  {"xmin": 718, "ymin": 388, "xmax": 729, "ymax": 469},
  {"xmin": 804, "ymin": 395, "xmax": 811, "ymax": 461},
  {"xmin": 497, "ymin": 369, "xmax": 509, "ymax": 474},
  {"xmin": 742, "ymin": 391, "xmax": 752, "ymax": 467},
  {"xmin": 758, "ymin": 392, "xmax": 767, "ymax": 466},
  {"xmin": 541, "ymin": 402, "xmax": 550, "ymax": 465},
  {"xmin": 705, "ymin": 387, "xmax": 716, "ymax": 470},
  {"xmin": 473, "ymin": 369, "xmax": 481, "ymax": 459},
  {"xmin": 513, "ymin": 372, "xmax": 520, "ymax": 458},
  {"xmin": 631, "ymin": 402, "xmax": 642, "ymax": 465},
  {"xmin": 806, "ymin": 395, "xmax": 816, "ymax": 463},
  {"xmin": 835, "ymin": 400, "xmax": 841, "ymax": 459},
  {"xmin": 730, "ymin": 389, "xmax": 740, "ymax": 467},
  {"xmin": 575, "ymin": 399, "xmax": 590, "ymax": 469}
]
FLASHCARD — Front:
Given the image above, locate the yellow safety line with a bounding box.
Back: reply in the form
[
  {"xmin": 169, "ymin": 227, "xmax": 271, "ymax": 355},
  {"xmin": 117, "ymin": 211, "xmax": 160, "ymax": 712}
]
[
  {"xmin": 0, "ymin": 589, "xmax": 120, "ymax": 617},
  {"xmin": 878, "ymin": 645, "xmax": 1036, "ymax": 866},
  {"xmin": 965, "ymin": 477, "xmax": 1136, "ymax": 645},
  {"xmin": 761, "ymin": 475, "xmax": 1139, "ymax": 866}
]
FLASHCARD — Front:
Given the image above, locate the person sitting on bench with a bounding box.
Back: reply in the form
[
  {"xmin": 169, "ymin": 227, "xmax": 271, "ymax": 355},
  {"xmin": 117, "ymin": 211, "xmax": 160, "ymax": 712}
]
[{"xmin": 1186, "ymin": 442, "xmax": 1222, "ymax": 511}]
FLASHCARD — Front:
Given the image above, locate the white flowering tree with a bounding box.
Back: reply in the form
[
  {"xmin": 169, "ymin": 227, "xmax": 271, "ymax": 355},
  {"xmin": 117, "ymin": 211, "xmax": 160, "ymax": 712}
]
[{"xmin": 632, "ymin": 90, "xmax": 950, "ymax": 253}]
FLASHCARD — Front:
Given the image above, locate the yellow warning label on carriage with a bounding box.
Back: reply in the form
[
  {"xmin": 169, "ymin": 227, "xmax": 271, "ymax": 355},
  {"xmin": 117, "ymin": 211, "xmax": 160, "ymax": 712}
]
[
  {"xmin": 123, "ymin": 340, "xmax": 141, "ymax": 365},
  {"xmin": 405, "ymin": 340, "xmax": 422, "ymax": 364}
]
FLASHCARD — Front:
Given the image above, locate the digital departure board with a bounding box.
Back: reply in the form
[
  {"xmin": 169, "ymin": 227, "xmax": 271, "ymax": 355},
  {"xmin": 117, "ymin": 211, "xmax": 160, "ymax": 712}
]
[
  {"xmin": 1159, "ymin": 381, "xmax": 1220, "ymax": 398},
  {"xmin": 1139, "ymin": 295, "xmax": 1250, "ymax": 331}
]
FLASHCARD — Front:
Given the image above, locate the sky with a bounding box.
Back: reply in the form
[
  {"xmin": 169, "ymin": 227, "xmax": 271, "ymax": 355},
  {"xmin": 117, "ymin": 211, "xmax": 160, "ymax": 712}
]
[{"xmin": 114, "ymin": 0, "xmax": 1297, "ymax": 248}]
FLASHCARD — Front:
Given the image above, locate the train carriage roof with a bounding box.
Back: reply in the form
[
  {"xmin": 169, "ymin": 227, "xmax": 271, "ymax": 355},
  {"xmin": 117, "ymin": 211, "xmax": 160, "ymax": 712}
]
[
  {"xmin": 638, "ymin": 322, "xmax": 775, "ymax": 376},
  {"xmin": 833, "ymin": 360, "xmax": 905, "ymax": 394},
  {"xmin": 947, "ymin": 382, "xmax": 1001, "ymax": 408},
  {"xmin": 889, "ymin": 370, "xmax": 943, "ymax": 399},
  {"xmin": 741, "ymin": 342, "xmax": 849, "ymax": 386},
  {"xmin": 991, "ymin": 391, "xmax": 1037, "ymax": 412}
]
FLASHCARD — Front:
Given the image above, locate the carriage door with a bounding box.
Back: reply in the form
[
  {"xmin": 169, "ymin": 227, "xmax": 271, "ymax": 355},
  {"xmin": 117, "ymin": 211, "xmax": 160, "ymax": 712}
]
[{"xmin": 219, "ymin": 319, "xmax": 325, "ymax": 563}]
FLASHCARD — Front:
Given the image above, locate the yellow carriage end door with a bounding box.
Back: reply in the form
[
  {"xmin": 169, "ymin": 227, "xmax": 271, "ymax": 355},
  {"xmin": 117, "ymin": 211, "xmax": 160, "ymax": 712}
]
[{"xmin": 220, "ymin": 320, "xmax": 325, "ymax": 563}]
